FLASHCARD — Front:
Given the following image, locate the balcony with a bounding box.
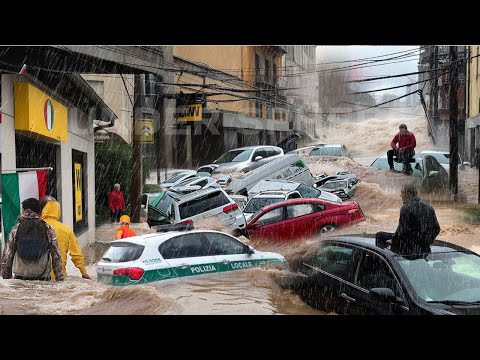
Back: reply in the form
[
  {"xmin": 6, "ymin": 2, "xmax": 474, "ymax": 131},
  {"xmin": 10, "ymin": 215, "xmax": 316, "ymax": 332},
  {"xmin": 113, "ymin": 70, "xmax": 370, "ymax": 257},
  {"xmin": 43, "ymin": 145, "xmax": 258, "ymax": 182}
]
[{"xmin": 256, "ymin": 74, "xmax": 275, "ymax": 89}]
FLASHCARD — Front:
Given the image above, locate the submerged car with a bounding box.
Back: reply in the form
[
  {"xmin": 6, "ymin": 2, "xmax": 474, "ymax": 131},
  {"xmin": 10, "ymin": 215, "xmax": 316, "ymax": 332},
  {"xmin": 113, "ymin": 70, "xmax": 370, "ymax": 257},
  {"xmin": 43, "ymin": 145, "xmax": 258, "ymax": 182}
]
[
  {"xmin": 315, "ymin": 172, "xmax": 360, "ymax": 200},
  {"xmin": 152, "ymin": 187, "xmax": 247, "ymax": 233},
  {"xmin": 419, "ymin": 150, "xmax": 469, "ymax": 173},
  {"xmin": 370, "ymin": 153, "xmax": 448, "ymax": 192},
  {"xmin": 308, "ymin": 144, "xmax": 351, "ymax": 158},
  {"xmin": 246, "ymin": 198, "xmax": 365, "ymax": 242},
  {"xmin": 169, "ymin": 175, "xmax": 220, "ymax": 193},
  {"xmin": 210, "ymin": 146, "xmax": 284, "ymax": 174},
  {"xmin": 96, "ymin": 230, "xmax": 287, "ymax": 286},
  {"xmin": 248, "ymin": 179, "xmax": 342, "ymax": 204},
  {"xmin": 160, "ymin": 170, "xmax": 198, "ymax": 189},
  {"xmin": 243, "ymin": 190, "xmax": 302, "ymax": 222},
  {"xmin": 293, "ymin": 235, "xmax": 480, "ymax": 315}
]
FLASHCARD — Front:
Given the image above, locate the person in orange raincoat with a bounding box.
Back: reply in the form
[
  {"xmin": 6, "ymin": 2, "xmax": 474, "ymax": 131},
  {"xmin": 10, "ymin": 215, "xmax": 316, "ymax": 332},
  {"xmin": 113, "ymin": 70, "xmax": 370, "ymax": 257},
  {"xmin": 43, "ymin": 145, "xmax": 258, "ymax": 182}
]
[{"xmin": 115, "ymin": 215, "xmax": 137, "ymax": 240}]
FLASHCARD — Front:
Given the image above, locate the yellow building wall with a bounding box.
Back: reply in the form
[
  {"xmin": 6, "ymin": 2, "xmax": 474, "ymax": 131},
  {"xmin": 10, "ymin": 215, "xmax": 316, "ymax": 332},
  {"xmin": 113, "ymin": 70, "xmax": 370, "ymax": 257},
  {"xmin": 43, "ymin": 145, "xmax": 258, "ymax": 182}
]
[
  {"xmin": 174, "ymin": 46, "xmax": 285, "ymax": 120},
  {"xmin": 468, "ymin": 45, "xmax": 480, "ymax": 118}
]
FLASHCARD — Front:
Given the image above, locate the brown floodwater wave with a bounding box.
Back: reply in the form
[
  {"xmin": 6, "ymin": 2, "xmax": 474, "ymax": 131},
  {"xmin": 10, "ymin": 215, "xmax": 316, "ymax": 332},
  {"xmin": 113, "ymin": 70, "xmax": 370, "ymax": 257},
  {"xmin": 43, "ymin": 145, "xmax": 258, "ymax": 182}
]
[{"xmin": 2, "ymin": 116, "xmax": 479, "ymax": 315}]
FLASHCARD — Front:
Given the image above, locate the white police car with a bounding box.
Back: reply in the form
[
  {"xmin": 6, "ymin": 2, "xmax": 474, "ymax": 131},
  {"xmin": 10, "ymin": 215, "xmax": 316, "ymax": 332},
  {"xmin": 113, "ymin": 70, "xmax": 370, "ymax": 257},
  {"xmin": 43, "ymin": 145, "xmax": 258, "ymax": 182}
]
[{"xmin": 96, "ymin": 230, "xmax": 286, "ymax": 286}]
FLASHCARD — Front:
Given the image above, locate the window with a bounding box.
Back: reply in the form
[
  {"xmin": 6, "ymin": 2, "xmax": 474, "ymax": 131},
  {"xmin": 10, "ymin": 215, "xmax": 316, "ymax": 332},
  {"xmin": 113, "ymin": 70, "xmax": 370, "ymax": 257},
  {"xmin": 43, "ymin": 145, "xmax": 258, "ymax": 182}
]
[
  {"xmin": 103, "ymin": 242, "xmax": 144, "ymax": 263},
  {"xmin": 255, "ymin": 54, "xmax": 261, "ymax": 80},
  {"xmin": 244, "ymin": 197, "xmax": 282, "ymax": 213},
  {"xmin": 204, "ymin": 233, "xmax": 247, "ymax": 256},
  {"xmin": 165, "ymin": 172, "xmax": 191, "ymax": 184},
  {"xmin": 72, "ymin": 149, "xmax": 87, "ymax": 234},
  {"xmin": 157, "ymin": 193, "xmax": 176, "ymax": 220},
  {"xmin": 273, "ymin": 64, "xmax": 278, "ymax": 86},
  {"xmin": 179, "ymin": 191, "xmax": 230, "ymax": 219},
  {"xmin": 355, "ymin": 251, "xmax": 400, "ymax": 295},
  {"xmin": 286, "ymin": 203, "xmax": 315, "ymax": 219},
  {"xmin": 296, "ymin": 184, "xmax": 321, "ymax": 198},
  {"xmin": 309, "ymin": 244, "xmax": 354, "ymax": 278},
  {"xmin": 256, "ymin": 207, "xmax": 284, "ymax": 226},
  {"xmin": 266, "ymin": 147, "xmax": 277, "ymax": 157},
  {"xmin": 158, "ymin": 233, "xmax": 209, "ymax": 259},
  {"xmin": 321, "ymin": 180, "xmax": 347, "ymax": 190},
  {"xmin": 309, "ymin": 147, "xmax": 343, "ymax": 157},
  {"xmin": 196, "ymin": 179, "xmax": 208, "ymax": 188},
  {"xmin": 265, "ymin": 60, "xmax": 271, "ymax": 83},
  {"xmin": 252, "ymin": 148, "xmax": 268, "ymax": 160}
]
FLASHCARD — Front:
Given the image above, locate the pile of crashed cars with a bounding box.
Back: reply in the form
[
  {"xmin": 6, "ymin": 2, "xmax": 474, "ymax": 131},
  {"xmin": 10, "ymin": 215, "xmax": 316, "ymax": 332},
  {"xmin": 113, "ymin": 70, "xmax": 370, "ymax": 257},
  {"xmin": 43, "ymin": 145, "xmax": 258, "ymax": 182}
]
[{"xmin": 143, "ymin": 145, "xmax": 365, "ymax": 243}]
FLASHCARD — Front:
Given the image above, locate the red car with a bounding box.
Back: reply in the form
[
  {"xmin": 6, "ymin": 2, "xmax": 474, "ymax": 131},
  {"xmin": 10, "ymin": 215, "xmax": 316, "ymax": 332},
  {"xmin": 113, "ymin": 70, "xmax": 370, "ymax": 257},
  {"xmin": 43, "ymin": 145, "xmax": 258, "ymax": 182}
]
[{"xmin": 246, "ymin": 198, "xmax": 365, "ymax": 242}]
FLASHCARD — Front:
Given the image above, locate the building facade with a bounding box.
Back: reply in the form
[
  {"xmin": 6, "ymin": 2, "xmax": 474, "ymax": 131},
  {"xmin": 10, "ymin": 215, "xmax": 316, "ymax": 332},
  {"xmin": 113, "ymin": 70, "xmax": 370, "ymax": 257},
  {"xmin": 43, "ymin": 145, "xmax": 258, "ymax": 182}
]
[
  {"xmin": 466, "ymin": 45, "xmax": 480, "ymax": 162},
  {"xmin": 1, "ymin": 71, "xmax": 115, "ymax": 249},
  {"xmin": 171, "ymin": 46, "xmax": 291, "ymax": 168}
]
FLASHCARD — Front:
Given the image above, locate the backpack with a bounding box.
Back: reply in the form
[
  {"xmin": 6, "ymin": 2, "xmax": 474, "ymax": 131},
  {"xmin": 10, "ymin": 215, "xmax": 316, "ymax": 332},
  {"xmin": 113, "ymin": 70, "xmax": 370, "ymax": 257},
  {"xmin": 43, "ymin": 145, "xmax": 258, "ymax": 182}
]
[{"xmin": 16, "ymin": 218, "xmax": 49, "ymax": 261}]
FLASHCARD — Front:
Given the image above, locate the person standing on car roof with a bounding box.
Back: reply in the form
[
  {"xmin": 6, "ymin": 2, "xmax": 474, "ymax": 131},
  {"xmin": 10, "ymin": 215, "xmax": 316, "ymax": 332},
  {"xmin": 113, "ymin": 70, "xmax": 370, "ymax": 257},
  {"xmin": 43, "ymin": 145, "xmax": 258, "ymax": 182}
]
[
  {"xmin": 376, "ymin": 183, "xmax": 440, "ymax": 254},
  {"xmin": 387, "ymin": 124, "xmax": 416, "ymax": 174}
]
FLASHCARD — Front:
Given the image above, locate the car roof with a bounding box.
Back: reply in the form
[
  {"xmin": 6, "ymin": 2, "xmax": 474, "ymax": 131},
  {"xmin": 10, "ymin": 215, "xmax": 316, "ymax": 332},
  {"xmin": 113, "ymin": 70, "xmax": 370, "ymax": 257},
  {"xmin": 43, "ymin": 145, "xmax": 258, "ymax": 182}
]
[
  {"xmin": 313, "ymin": 144, "xmax": 344, "ymax": 148},
  {"xmin": 260, "ymin": 197, "xmax": 331, "ymax": 212},
  {"xmin": 228, "ymin": 145, "xmax": 282, "ymax": 151},
  {"xmin": 252, "ymin": 190, "xmax": 294, "ymax": 198},
  {"xmin": 419, "ymin": 150, "xmax": 448, "ymax": 155},
  {"xmin": 115, "ymin": 229, "xmax": 239, "ymax": 245},
  {"xmin": 166, "ymin": 187, "xmax": 225, "ymax": 202},
  {"xmin": 318, "ymin": 234, "xmax": 471, "ymax": 257}
]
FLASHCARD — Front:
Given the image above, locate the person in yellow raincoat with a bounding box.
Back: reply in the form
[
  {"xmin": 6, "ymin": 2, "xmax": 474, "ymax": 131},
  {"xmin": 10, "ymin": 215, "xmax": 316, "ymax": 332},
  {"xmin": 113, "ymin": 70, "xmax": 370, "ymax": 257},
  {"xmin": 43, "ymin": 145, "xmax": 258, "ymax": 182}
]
[{"xmin": 41, "ymin": 201, "xmax": 91, "ymax": 280}]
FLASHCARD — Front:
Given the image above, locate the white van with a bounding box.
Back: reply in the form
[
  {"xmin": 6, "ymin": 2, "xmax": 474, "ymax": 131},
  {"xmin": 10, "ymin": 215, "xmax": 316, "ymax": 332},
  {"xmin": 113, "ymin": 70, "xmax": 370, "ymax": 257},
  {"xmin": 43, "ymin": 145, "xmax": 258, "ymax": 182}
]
[{"xmin": 225, "ymin": 153, "xmax": 314, "ymax": 196}]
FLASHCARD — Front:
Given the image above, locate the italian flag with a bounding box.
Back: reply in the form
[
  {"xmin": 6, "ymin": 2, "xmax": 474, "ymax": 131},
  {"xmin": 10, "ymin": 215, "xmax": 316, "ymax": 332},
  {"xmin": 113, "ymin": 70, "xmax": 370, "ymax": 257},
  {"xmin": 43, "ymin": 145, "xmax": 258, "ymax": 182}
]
[{"xmin": 1, "ymin": 170, "xmax": 48, "ymax": 240}]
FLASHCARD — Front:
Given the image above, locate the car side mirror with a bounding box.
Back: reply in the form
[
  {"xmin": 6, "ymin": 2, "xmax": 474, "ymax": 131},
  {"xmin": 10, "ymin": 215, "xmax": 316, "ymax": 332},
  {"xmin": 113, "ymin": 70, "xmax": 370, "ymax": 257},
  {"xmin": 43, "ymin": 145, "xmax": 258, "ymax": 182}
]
[
  {"xmin": 245, "ymin": 245, "xmax": 255, "ymax": 255},
  {"xmin": 428, "ymin": 170, "xmax": 439, "ymax": 177},
  {"xmin": 254, "ymin": 156, "xmax": 263, "ymax": 162},
  {"xmin": 463, "ymin": 161, "xmax": 471, "ymax": 166},
  {"xmin": 415, "ymin": 163, "xmax": 422, "ymax": 170},
  {"xmin": 369, "ymin": 287, "xmax": 397, "ymax": 303},
  {"xmin": 249, "ymin": 222, "xmax": 261, "ymax": 229}
]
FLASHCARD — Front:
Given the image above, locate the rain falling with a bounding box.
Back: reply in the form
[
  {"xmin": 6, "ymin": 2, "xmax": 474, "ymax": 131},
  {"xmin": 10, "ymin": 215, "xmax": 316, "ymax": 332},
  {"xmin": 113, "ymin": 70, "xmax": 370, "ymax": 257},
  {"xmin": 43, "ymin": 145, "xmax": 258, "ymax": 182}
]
[{"xmin": 1, "ymin": 45, "xmax": 480, "ymax": 315}]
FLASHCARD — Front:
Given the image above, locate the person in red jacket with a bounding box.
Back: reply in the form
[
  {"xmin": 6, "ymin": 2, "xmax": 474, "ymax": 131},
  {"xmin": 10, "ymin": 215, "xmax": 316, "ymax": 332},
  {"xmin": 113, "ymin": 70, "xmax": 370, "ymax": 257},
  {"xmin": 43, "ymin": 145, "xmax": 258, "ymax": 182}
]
[
  {"xmin": 387, "ymin": 124, "xmax": 416, "ymax": 174},
  {"xmin": 108, "ymin": 183, "xmax": 126, "ymax": 223}
]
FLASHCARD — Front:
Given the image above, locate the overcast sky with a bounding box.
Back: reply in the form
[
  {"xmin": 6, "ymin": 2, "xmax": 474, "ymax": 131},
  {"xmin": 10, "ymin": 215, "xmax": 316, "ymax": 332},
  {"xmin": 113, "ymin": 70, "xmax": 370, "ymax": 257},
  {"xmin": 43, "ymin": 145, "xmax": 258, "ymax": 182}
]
[{"xmin": 316, "ymin": 45, "xmax": 420, "ymax": 99}]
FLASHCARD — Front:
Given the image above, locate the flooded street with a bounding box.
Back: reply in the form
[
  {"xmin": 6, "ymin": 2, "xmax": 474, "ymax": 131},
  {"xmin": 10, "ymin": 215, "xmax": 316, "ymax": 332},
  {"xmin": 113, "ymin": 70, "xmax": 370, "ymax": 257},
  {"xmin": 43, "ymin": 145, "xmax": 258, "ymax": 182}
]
[{"xmin": 1, "ymin": 115, "xmax": 479, "ymax": 315}]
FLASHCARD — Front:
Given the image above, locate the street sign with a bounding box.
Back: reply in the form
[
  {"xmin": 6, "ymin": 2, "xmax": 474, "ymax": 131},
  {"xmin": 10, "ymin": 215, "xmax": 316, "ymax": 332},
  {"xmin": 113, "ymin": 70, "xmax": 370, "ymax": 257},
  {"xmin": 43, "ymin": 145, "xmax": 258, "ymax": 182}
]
[{"xmin": 134, "ymin": 119, "xmax": 154, "ymax": 143}]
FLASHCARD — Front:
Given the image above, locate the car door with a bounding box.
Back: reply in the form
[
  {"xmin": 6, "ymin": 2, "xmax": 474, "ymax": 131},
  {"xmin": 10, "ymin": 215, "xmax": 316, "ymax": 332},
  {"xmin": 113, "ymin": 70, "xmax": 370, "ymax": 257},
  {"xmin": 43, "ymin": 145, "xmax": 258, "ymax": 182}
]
[
  {"xmin": 250, "ymin": 148, "xmax": 269, "ymax": 170},
  {"xmin": 158, "ymin": 233, "xmax": 218, "ymax": 279},
  {"xmin": 299, "ymin": 242, "xmax": 359, "ymax": 314},
  {"xmin": 203, "ymin": 232, "xmax": 259, "ymax": 272},
  {"xmin": 248, "ymin": 206, "xmax": 286, "ymax": 241},
  {"xmin": 283, "ymin": 203, "xmax": 318, "ymax": 240},
  {"xmin": 341, "ymin": 249, "xmax": 408, "ymax": 315}
]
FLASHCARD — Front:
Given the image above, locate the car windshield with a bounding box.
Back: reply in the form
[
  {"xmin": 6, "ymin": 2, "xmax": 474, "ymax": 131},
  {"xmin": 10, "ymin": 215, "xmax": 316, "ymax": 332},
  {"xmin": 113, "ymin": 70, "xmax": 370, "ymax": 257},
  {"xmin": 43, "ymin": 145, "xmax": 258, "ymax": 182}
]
[
  {"xmin": 426, "ymin": 153, "xmax": 450, "ymax": 165},
  {"xmin": 395, "ymin": 251, "xmax": 480, "ymax": 304},
  {"xmin": 309, "ymin": 147, "xmax": 342, "ymax": 157},
  {"xmin": 244, "ymin": 197, "xmax": 282, "ymax": 213},
  {"xmin": 322, "ymin": 180, "xmax": 347, "ymax": 190},
  {"xmin": 156, "ymin": 193, "xmax": 177, "ymax": 219},
  {"xmin": 215, "ymin": 149, "xmax": 253, "ymax": 163}
]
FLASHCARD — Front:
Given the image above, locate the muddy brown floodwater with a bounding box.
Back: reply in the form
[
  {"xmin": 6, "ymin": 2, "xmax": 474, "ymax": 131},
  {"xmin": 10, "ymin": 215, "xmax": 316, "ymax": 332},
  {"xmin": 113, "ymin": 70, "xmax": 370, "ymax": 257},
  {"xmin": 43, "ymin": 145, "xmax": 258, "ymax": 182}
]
[{"xmin": 1, "ymin": 116, "xmax": 479, "ymax": 314}]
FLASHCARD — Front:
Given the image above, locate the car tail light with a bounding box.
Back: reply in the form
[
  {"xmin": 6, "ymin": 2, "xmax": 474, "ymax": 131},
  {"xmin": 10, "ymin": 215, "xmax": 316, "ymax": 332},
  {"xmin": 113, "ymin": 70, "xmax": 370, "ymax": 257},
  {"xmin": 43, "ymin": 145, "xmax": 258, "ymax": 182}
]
[
  {"xmin": 179, "ymin": 219, "xmax": 194, "ymax": 225},
  {"xmin": 223, "ymin": 203, "xmax": 239, "ymax": 213},
  {"xmin": 113, "ymin": 267, "xmax": 145, "ymax": 280}
]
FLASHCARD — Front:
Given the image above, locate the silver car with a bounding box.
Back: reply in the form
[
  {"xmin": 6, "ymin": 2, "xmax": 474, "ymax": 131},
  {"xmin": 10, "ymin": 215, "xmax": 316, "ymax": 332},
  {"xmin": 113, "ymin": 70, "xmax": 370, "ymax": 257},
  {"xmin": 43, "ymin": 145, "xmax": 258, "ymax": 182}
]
[
  {"xmin": 211, "ymin": 146, "xmax": 284, "ymax": 174},
  {"xmin": 160, "ymin": 170, "xmax": 197, "ymax": 189}
]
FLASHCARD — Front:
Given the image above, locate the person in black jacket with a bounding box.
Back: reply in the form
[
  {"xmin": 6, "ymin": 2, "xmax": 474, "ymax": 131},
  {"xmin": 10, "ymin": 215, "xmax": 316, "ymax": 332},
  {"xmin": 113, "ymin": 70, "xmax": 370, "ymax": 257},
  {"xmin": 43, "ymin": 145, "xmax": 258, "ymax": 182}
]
[{"xmin": 376, "ymin": 183, "xmax": 440, "ymax": 254}]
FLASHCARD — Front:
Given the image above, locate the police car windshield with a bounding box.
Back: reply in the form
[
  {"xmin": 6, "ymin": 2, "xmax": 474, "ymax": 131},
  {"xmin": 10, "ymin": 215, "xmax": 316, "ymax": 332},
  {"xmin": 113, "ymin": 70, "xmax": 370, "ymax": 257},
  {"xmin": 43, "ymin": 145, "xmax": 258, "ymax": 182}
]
[{"xmin": 216, "ymin": 149, "xmax": 253, "ymax": 163}]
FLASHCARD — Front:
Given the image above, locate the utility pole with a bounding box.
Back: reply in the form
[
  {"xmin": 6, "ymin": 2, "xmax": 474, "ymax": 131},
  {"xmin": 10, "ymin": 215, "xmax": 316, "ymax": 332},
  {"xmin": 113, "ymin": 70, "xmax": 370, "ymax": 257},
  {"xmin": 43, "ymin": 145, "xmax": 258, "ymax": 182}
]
[
  {"xmin": 449, "ymin": 46, "xmax": 459, "ymax": 197},
  {"xmin": 131, "ymin": 74, "xmax": 145, "ymax": 223},
  {"xmin": 433, "ymin": 46, "xmax": 439, "ymax": 124}
]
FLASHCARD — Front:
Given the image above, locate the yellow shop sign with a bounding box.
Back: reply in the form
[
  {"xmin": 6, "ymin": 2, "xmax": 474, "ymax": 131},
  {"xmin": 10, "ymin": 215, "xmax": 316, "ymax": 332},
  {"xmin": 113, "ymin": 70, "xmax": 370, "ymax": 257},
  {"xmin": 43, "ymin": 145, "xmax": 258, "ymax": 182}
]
[{"xmin": 14, "ymin": 82, "xmax": 68, "ymax": 142}]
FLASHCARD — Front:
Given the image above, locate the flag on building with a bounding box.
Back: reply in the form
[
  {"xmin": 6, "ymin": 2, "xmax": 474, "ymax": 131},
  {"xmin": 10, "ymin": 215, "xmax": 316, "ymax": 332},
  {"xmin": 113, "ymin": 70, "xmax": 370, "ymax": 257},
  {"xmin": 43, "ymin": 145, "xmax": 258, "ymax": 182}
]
[{"xmin": 1, "ymin": 170, "xmax": 48, "ymax": 240}]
